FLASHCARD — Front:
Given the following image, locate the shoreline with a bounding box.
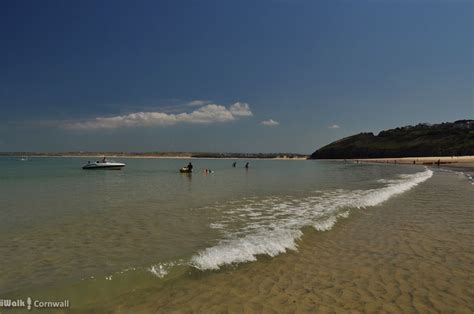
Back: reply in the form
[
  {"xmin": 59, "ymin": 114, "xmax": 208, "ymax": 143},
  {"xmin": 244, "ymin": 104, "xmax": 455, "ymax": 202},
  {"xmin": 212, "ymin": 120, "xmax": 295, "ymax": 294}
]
[
  {"xmin": 0, "ymin": 154, "xmax": 309, "ymax": 161},
  {"xmin": 349, "ymin": 156, "xmax": 474, "ymax": 169},
  {"xmin": 3, "ymin": 153, "xmax": 474, "ymax": 164}
]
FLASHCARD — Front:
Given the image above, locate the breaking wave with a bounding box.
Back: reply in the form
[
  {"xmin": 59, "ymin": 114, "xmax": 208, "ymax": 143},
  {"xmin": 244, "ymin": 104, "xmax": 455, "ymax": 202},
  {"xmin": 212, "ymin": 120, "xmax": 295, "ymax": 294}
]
[{"xmin": 190, "ymin": 169, "xmax": 433, "ymax": 270}]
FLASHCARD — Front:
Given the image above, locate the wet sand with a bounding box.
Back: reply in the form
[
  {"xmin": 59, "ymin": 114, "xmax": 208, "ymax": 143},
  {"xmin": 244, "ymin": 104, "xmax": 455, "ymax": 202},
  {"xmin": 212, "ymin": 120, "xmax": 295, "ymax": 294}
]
[{"xmin": 101, "ymin": 170, "xmax": 474, "ymax": 313}]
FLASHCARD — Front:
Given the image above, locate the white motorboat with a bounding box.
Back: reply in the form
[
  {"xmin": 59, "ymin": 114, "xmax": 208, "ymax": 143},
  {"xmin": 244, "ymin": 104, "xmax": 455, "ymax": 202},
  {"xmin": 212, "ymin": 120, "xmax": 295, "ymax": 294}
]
[{"xmin": 82, "ymin": 158, "xmax": 125, "ymax": 170}]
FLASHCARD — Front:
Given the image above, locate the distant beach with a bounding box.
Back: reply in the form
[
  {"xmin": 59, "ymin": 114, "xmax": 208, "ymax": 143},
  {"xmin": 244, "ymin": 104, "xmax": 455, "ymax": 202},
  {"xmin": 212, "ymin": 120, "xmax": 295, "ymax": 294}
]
[
  {"xmin": 0, "ymin": 152, "xmax": 308, "ymax": 160},
  {"xmin": 354, "ymin": 155, "xmax": 474, "ymax": 168}
]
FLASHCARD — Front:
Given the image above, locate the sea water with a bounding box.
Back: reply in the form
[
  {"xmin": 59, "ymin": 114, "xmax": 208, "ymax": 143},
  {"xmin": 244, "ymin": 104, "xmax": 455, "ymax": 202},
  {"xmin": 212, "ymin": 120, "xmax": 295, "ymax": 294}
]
[{"xmin": 0, "ymin": 157, "xmax": 462, "ymax": 306}]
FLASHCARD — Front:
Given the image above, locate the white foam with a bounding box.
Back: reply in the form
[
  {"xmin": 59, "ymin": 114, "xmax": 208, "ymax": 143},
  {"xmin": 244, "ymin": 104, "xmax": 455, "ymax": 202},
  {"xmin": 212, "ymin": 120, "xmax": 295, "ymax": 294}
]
[
  {"xmin": 191, "ymin": 229, "xmax": 302, "ymax": 270},
  {"xmin": 357, "ymin": 169, "xmax": 433, "ymax": 208},
  {"xmin": 149, "ymin": 264, "xmax": 168, "ymax": 278},
  {"xmin": 191, "ymin": 169, "xmax": 433, "ymax": 270},
  {"xmin": 338, "ymin": 210, "xmax": 350, "ymax": 219},
  {"xmin": 210, "ymin": 223, "xmax": 225, "ymax": 229},
  {"xmin": 313, "ymin": 216, "xmax": 337, "ymax": 231}
]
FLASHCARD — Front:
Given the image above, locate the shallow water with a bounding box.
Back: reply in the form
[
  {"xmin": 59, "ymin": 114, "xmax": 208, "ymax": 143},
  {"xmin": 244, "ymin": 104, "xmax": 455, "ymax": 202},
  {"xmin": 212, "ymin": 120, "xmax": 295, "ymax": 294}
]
[
  {"xmin": 115, "ymin": 170, "xmax": 473, "ymax": 313},
  {"xmin": 0, "ymin": 157, "xmax": 472, "ymax": 312}
]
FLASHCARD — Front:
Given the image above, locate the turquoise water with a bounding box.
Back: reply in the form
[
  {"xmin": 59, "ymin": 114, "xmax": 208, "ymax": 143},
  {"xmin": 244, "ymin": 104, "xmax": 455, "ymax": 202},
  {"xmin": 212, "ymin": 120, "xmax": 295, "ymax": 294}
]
[{"xmin": 0, "ymin": 157, "xmax": 442, "ymax": 296}]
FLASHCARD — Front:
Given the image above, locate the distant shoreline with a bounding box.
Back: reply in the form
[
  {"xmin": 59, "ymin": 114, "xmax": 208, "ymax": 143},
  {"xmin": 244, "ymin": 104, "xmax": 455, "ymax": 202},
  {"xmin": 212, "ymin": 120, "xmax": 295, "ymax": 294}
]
[
  {"xmin": 349, "ymin": 156, "xmax": 474, "ymax": 169},
  {"xmin": 0, "ymin": 152, "xmax": 309, "ymax": 160},
  {"xmin": 3, "ymin": 153, "xmax": 474, "ymax": 165}
]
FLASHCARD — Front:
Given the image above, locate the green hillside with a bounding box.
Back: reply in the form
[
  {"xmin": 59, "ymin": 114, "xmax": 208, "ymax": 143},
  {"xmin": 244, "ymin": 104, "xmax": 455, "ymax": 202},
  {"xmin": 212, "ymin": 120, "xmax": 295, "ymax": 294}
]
[{"xmin": 310, "ymin": 120, "xmax": 474, "ymax": 159}]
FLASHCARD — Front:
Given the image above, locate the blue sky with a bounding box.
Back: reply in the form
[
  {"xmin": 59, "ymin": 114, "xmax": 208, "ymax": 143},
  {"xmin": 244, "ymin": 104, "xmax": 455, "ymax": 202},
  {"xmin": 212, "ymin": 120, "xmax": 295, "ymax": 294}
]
[{"xmin": 0, "ymin": 0, "xmax": 472, "ymax": 153}]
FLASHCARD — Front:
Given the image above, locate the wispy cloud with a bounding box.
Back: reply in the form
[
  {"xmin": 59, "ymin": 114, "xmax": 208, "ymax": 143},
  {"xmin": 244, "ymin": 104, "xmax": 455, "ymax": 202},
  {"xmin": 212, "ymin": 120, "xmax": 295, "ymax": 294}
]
[
  {"xmin": 63, "ymin": 102, "xmax": 253, "ymax": 130},
  {"xmin": 328, "ymin": 124, "xmax": 340, "ymax": 129},
  {"xmin": 186, "ymin": 100, "xmax": 211, "ymax": 107},
  {"xmin": 260, "ymin": 119, "xmax": 280, "ymax": 126}
]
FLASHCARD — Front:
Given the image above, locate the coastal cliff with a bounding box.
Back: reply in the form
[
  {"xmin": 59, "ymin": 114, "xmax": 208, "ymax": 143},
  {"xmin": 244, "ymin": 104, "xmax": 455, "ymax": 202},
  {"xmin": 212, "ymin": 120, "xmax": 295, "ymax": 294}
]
[{"xmin": 310, "ymin": 120, "xmax": 474, "ymax": 159}]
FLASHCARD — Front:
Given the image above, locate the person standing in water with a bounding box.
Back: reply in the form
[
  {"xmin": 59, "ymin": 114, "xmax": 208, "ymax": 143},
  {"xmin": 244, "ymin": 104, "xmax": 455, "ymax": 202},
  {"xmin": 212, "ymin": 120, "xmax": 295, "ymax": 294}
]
[
  {"xmin": 187, "ymin": 162, "xmax": 193, "ymax": 172},
  {"xmin": 232, "ymin": 162, "xmax": 237, "ymax": 167},
  {"xmin": 245, "ymin": 162, "xmax": 249, "ymax": 169}
]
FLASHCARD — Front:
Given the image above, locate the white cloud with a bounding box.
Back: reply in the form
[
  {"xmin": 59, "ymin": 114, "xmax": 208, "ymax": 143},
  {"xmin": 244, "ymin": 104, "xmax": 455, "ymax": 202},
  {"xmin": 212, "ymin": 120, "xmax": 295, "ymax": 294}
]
[
  {"xmin": 260, "ymin": 119, "xmax": 280, "ymax": 126},
  {"xmin": 328, "ymin": 124, "xmax": 340, "ymax": 129},
  {"xmin": 64, "ymin": 102, "xmax": 253, "ymax": 130},
  {"xmin": 229, "ymin": 102, "xmax": 253, "ymax": 117}
]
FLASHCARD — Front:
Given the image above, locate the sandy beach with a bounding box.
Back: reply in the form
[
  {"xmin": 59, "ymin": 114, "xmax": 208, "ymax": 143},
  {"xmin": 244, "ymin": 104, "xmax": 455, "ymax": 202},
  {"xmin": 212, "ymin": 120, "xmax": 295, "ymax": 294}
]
[{"xmin": 355, "ymin": 156, "xmax": 474, "ymax": 168}]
